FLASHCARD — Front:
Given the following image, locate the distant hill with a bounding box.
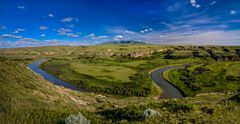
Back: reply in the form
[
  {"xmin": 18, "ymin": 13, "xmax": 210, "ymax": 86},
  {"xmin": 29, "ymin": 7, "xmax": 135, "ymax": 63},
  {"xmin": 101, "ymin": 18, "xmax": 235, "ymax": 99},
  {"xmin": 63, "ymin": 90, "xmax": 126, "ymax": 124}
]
[{"xmin": 102, "ymin": 40, "xmax": 146, "ymax": 45}]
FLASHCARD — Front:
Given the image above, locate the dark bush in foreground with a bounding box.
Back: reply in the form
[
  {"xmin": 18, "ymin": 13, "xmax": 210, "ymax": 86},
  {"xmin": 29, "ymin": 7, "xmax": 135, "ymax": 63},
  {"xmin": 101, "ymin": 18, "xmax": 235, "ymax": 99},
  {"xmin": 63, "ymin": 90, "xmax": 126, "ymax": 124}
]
[{"xmin": 100, "ymin": 106, "xmax": 143, "ymax": 121}]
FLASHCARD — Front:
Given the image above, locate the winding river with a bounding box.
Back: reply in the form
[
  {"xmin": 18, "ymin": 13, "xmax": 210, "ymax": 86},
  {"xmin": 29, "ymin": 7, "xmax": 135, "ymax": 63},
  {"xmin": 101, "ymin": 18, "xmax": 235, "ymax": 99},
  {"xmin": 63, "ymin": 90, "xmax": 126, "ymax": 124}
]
[
  {"xmin": 28, "ymin": 60, "xmax": 183, "ymax": 99},
  {"xmin": 28, "ymin": 60, "xmax": 86, "ymax": 92},
  {"xmin": 150, "ymin": 66, "xmax": 184, "ymax": 98}
]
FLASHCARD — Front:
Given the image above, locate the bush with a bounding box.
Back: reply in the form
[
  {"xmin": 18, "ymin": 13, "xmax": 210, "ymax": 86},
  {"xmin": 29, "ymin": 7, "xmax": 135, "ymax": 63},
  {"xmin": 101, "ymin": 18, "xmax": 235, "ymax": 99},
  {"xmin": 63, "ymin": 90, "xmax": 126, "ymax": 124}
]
[
  {"xmin": 100, "ymin": 106, "xmax": 143, "ymax": 121},
  {"xmin": 162, "ymin": 101, "xmax": 193, "ymax": 112},
  {"xmin": 200, "ymin": 107, "xmax": 214, "ymax": 115},
  {"xmin": 226, "ymin": 76, "xmax": 239, "ymax": 81},
  {"xmin": 227, "ymin": 93, "xmax": 240, "ymax": 103},
  {"xmin": 65, "ymin": 112, "xmax": 90, "ymax": 124},
  {"xmin": 142, "ymin": 108, "xmax": 161, "ymax": 120}
]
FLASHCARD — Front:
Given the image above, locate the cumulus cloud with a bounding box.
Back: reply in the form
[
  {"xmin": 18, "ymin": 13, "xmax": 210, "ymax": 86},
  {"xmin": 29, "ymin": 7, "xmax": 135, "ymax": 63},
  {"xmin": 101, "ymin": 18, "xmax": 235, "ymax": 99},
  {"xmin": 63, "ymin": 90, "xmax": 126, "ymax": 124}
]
[
  {"xmin": 0, "ymin": 25, "xmax": 7, "ymax": 30},
  {"xmin": 230, "ymin": 10, "xmax": 237, "ymax": 15},
  {"xmin": 40, "ymin": 26, "xmax": 48, "ymax": 30},
  {"xmin": 190, "ymin": 0, "xmax": 201, "ymax": 8},
  {"xmin": 17, "ymin": 6, "xmax": 25, "ymax": 10},
  {"xmin": 48, "ymin": 13, "xmax": 54, "ymax": 18},
  {"xmin": 13, "ymin": 28, "xmax": 25, "ymax": 34},
  {"xmin": 140, "ymin": 28, "xmax": 153, "ymax": 33}
]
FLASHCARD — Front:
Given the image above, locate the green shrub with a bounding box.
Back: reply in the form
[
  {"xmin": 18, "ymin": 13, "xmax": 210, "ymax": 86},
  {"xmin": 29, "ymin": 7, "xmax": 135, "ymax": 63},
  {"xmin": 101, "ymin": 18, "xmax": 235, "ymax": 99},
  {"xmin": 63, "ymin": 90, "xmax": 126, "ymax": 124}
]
[{"xmin": 65, "ymin": 112, "xmax": 90, "ymax": 124}]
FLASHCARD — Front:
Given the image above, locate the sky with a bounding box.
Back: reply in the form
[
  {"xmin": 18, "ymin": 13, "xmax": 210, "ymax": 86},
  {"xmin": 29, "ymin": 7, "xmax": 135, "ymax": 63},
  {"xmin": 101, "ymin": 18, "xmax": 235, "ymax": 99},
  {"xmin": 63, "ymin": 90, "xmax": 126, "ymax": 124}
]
[{"xmin": 0, "ymin": 0, "xmax": 240, "ymax": 47}]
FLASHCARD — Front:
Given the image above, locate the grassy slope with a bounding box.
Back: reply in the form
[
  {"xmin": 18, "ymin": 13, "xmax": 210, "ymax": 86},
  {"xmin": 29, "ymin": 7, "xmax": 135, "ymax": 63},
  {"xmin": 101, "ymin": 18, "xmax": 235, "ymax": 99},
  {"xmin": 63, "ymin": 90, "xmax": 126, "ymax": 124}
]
[{"xmin": 0, "ymin": 60, "xmax": 100, "ymax": 123}]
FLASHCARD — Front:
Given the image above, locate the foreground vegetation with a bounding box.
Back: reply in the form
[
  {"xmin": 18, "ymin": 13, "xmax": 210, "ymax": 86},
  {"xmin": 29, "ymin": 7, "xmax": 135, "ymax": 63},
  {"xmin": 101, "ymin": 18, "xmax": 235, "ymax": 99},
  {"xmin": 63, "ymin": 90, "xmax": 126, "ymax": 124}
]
[{"xmin": 0, "ymin": 44, "xmax": 240, "ymax": 123}]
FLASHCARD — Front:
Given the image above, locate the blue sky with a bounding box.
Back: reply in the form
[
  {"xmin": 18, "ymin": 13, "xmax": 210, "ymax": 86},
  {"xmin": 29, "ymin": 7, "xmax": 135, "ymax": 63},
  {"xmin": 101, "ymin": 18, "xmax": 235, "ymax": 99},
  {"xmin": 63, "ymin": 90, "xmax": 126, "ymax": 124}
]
[{"xmin": 0, "ymin": 0, "xmax": 240, "ymax": 47}]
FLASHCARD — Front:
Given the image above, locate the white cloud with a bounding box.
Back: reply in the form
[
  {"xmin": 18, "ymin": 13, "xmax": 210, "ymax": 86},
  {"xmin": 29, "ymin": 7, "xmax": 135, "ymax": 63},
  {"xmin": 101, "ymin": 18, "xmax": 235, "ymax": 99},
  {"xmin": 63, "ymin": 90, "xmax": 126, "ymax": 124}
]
[
  {"xmin": 61, "ymin": 17, "xmax": 74, "ymax": 22},
  {"xmin": 91, "ymin": 36, "xmax": 108, "ymax": 40},
  {"xmin": 57, "ymin": 28, "xmax": 72, "ymax": 35},
  {"xmin": 124, "ymin": 30, "xmax": 135, "ymax": 34},
  {"xmin": 86, "ymin": 33, "xmax": 96, "ymax": 37},
  {"xmin": 190, "ymin": 0, "xmax": 201, "ymax": 8},
  {"xmin": 40, "ymin": 26, "xmax": 48, "ymax": 30},
  {"xmin": 113, "ymin": 30, "xmax": 240, "ymax": 45},
  {"xmin": 210, "ymin": 1, "xmax": 216, "ymax": 5},
  {"xmin": 106, "ymin": 27, "xmax": 136, "ymax": 35},
  {"xmin": 66, "ymin": 33, "xmax": 79, "ymax": 38},
  {"xmin": 113, "ymin": 35, "xmax": 126, "ymax": 41},
  {"xmin": 17, "ymin": 6, "xmax": 25, "ymax": 10},
  {"xmin": 13, "ymin": 28, "xmax": 25, "ymax": 34},
  {"xmin": 85, "ymin": 33, "xmax": 108, "ymax": 41},
  {"xmin": 17, "ymin": 38, "xmax": 38, "ymax": 43},
  {"xmin": 230, "ymin": 10, "xmax": 237, "ymax": 15},
  {"xmin": 0, "ymin": 25, "xmax": 7, "ymax": 30},
  {"xmin": 1, "ymin": 34, "xmax": 22, "ymax": 39},
  {"xmin": 48, "ymin": 13, "xmax": 54, "ymax": 18},
  {"xmin": 140, "ymin": 28, "xmax": 153, "ymax": 33},
  {"xmin": 57, "ymin": 28, "xmax": 79, "ymax": 38},
  {"xmin": 61, "ymin": 17, "xmax": 79, "ymax": 23},
  {"xmin": 114, "ymin": 35, "xmax": 124, "ymax": 39},
  {"xmin": 40, "ymin": 34, "xmax": 46, "ymax": 37}
]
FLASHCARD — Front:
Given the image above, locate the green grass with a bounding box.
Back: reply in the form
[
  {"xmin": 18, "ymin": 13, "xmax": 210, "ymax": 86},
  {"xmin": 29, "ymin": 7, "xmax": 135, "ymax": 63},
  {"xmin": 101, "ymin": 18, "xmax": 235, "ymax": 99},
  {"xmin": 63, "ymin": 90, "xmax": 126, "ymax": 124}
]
[
  {"xmin": 69, "ymin": 61, "xmax": 135, "ymax": 81},
  {"xmin": 164, "ymin": 61, "xmax": 240, "ymax": 96},
  {"xmin": 0, "ymin": 60, "xmax": 96, "ymax": 123}
]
